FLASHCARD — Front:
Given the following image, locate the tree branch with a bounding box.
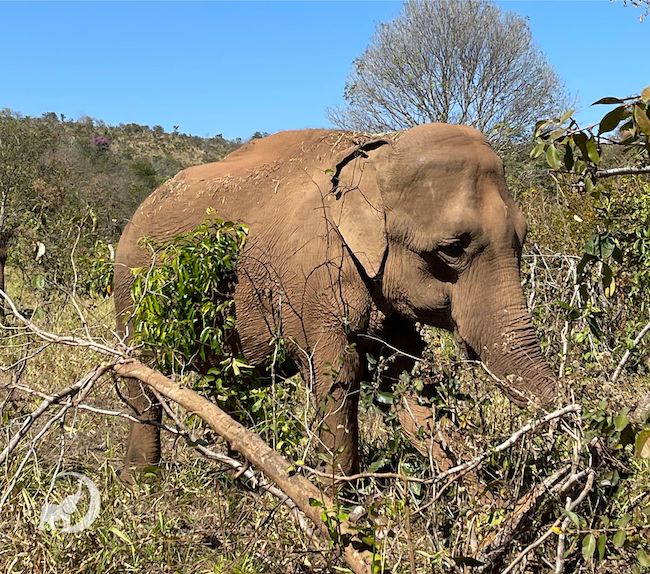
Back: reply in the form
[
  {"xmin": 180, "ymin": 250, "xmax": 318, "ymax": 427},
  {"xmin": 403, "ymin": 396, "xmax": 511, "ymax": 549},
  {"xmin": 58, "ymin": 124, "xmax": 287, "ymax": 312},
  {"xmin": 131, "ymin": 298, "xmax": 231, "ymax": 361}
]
[{"xmin": 595, "ymin": 165, "xmax": 650, "ymax": 179}]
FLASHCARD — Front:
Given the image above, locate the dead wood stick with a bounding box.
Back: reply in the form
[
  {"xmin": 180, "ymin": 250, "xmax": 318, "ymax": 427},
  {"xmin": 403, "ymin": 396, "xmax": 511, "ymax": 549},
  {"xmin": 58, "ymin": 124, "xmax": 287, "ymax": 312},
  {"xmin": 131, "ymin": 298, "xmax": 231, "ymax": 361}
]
[
  {"xmin": 612, "ymin": 319, "xmax": 650, "ymax": 383},
  {"xmin": 114, "ymin": 359, "xmax": 373, "ymax": 574},
  {"xmin": 0, "ymin": 362, "xmax": 114, "ymax": 465}
]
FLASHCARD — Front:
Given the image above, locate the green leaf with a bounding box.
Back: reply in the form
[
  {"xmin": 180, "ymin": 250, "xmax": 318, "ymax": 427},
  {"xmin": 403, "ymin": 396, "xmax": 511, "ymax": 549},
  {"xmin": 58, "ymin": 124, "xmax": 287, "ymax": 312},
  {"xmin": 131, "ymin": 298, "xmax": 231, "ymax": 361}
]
[
  {"xmin": 376, "ymin": 391, "xmax": 395, "ymax": 405},
  {"xmin": 32, "ymin": 275, "xmax": 46, "ymax": 290},
  {"xmin": 602, "ymin": 264, "xmax": 616, "ymax": 298},
  {"xmin": 582, "ymin": 533, "xmax": 596, "ymax": 561},
  {"xmin": 592, "ymin": 96, "xmax": 625, "ymax": 105},
  {"xmin": 598, "ymin": 105, "xmax": 628, "ymax": 134},
  {"xmin": 633, "ymin": 104, "xmax": 650, "ymax": 136},
  {"xmin": 616, "ymin": 513, "xmax": 631, "ymax": 527},
  {"xmin": 585, "ymin": 138, "xmax": 600, "ymax": 164},
  {"xmin": 530, "ymin": 142, "xmax": 546, "ymax": 159},
  {"xmin": 109, "ymin": 527, "xmax": 133, "ymax": 546},
  {"xmin": 564, "ymin": 509, "xmax": 581, "ymax": 528},
  {"xmin": 635, "ymin": 430, "xmax": 650, "ymax": 459},
  {"xmin": 613, "ymin": 529, "xmax": 626, "ymax": 548},
  {"xmin": 637, "ymin": 548, "xmax": 650, "ymax": 568},
  {"xmin": 597, "ymin": 533, "xmax": 607, "ymax": 561},
  {"xmin": 585, "ymin": 175, "xmax": 597, "ymax": 197},
  {"xmin": 563, "ymin": 144, "xmax": 574, "ymax": 171},
  {"xmin": 545, "ymin": 145, "xmax": 562, "ymax": 170},
  {"xmin": 613, "ymin": 410, "xmax": 629, "ymax": 432},
  {"xmin": 573, "ymin": 132, "xmax": 589, "ymax": 163},
  {"xmin": 367, "ymin": 458, "xmax": 390, "ymax": 473},
  {"xmin": 534, "ymin": 119, "xmax": 552, "ymax": 138}
]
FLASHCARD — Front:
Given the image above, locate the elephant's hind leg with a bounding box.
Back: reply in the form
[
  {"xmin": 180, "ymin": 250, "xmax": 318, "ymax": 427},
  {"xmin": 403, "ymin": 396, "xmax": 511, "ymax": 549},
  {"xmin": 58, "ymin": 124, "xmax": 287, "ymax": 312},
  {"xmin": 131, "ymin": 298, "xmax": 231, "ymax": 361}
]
[
  {"xmin": 120, "ymin": 377, "xmax": 162, "ymax": 482},
  {"xmin": 114, "ymin": 279, "xmax": 162, "ymax": 481}
]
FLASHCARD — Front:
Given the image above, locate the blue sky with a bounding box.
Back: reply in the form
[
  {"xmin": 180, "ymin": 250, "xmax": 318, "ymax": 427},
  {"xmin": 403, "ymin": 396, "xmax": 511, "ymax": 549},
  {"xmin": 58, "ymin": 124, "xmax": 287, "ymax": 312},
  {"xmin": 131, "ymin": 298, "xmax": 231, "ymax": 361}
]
[{"xmin": 1, "ymin": 1, "xmax": 648, "ymax": 140}]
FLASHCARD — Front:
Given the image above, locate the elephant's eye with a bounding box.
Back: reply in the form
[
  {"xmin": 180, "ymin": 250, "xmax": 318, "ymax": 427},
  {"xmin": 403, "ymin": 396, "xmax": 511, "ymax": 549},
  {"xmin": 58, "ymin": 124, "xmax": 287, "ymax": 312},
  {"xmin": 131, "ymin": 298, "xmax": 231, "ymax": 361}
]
[
  {"xmin": 438, "ymin": 241, "xmax": 465, "ymax": 259},
  {"xmin": 437, "ymin": 234, "xmax": 470, "ymax": 260}
]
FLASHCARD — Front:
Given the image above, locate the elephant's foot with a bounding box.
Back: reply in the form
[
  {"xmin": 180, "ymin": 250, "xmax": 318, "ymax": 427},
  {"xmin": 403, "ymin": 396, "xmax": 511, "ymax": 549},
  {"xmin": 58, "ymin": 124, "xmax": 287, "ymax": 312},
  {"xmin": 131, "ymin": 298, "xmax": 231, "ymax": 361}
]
[
  {"xmin": 118, "ymin": 461, "xmax": 161, "ymax": 485},
  {"xmin": 120, "ymin": 417, "xmax": 162, "ymax": 485}
]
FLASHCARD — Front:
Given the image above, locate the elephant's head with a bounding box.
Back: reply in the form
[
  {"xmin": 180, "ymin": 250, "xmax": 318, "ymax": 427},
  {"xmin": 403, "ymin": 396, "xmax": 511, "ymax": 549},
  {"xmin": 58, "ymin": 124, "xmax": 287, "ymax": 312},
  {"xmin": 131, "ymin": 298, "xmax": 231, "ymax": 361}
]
[{"xmin": 325, "ymin": 124, "xmax": 556, "ymax": 406}]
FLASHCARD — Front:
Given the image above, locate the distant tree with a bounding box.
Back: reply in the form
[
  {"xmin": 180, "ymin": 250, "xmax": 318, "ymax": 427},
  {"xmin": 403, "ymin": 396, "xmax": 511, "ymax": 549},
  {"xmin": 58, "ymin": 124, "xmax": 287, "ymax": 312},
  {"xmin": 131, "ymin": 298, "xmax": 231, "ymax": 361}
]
[{"xmin": 330, "ymin": 0, "xmax": 566, "ymax": 143}]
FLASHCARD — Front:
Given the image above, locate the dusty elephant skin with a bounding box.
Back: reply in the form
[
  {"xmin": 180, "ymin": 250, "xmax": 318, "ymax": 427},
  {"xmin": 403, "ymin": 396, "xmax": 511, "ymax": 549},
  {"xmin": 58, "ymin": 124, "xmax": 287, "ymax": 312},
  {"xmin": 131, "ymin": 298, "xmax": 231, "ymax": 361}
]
[{"xmin": 114, "ymin": 124, "xmax": 557, "ymax": 477}]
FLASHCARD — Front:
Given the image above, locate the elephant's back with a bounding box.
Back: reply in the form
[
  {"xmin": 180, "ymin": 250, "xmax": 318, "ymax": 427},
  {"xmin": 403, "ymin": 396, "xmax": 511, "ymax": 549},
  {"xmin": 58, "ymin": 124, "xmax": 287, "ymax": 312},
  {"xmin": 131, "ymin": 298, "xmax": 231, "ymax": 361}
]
[{"xmin": 115, "ymin": 128, "xmax": 348, "ymax": 270}]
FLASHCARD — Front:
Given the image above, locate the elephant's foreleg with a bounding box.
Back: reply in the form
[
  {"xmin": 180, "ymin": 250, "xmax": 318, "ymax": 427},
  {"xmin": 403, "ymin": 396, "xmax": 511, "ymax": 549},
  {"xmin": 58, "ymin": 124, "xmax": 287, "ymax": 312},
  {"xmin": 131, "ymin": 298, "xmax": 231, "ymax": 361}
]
[
  {"xmin": 311, "ymin": 347, "xmax": 362, "ymax": 477},
  {"xmin": 120, "ymin": 377, "xmax": 162, "ymax": 481}
]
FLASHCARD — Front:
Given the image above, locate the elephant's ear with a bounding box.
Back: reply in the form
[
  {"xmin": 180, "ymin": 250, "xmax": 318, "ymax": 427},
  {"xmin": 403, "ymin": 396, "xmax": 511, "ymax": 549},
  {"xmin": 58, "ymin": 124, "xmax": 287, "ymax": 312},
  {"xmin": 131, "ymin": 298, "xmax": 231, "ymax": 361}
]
[{"xmin": 325, "ymin": 139, "xmax": 390, "ymax": 279}]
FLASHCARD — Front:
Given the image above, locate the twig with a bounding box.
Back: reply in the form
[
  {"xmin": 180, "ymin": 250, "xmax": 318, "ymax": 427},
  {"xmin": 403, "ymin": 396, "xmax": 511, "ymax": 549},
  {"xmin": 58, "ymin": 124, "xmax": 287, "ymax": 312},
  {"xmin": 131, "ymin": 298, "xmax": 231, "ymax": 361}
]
[
  {"xmin": 0, "ymin": 364, "xmax": 110, "ymax": 509},
  {"xmin": 0, "ymin": 363, "xmax": 114, "ymax": 465},
  {"xmin": 0, "ymin": 289, "xmax": 121, "ymax": 357},
  {"xmin": 501, "ymin": 469, "xmax": 595, "ymax": 574},
  {"xmin": 357, "ymin": 333, "xmax": 428, "ymax": 364},
  {"xmin": 595, "ymin": 165, "xmax": 650, "ymax": 179},
  {"xmin": 612, "ymin": 319, "xmax": 650, "ymax": 383}
]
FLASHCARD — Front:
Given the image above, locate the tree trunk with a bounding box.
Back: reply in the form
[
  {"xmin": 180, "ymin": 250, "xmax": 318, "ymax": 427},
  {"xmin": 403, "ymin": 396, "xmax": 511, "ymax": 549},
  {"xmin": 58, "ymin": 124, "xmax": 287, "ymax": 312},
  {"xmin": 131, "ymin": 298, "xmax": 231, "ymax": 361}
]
[{"xmin": 0, "ymin": 231, "xmax": 9, "ymax": 325}]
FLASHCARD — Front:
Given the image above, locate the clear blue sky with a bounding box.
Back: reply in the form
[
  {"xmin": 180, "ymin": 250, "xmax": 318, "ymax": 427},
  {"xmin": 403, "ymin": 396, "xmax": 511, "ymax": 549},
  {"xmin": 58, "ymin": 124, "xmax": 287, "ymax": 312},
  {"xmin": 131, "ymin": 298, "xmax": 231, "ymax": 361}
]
[{"xmin": 1, "ymin": 1, "xmax": 648, "ymax": 140}]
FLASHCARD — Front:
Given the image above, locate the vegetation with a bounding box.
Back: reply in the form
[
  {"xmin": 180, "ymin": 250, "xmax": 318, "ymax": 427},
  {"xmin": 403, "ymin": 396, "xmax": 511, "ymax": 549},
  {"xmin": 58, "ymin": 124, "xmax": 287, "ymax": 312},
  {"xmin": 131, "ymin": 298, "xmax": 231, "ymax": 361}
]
[
  {"xmin": 329, "ymin": 0, "xmax": 566, "ymax": 144},
  {"xmin": 0, "ymin": 109, "xmax": 239, "ymax": 309}
]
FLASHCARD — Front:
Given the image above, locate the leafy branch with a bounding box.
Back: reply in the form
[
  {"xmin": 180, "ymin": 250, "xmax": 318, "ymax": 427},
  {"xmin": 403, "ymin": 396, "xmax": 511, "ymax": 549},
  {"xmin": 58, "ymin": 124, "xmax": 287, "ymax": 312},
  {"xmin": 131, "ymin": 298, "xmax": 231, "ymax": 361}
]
[
  {"xmin": 531, "ymin": 86, "xmax": 650, "ymax": 195},
  {"xmin": 531, "ymin": 87, "xmax": 650, "ymax": 304}
]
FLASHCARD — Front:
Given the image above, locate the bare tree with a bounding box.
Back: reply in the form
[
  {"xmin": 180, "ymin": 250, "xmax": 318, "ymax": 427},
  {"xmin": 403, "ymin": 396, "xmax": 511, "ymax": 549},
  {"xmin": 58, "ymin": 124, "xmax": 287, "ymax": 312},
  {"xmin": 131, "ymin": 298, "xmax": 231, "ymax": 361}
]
[{"xmin": 329, "ymin": 0, "xmax": 566, "ymax": 143}]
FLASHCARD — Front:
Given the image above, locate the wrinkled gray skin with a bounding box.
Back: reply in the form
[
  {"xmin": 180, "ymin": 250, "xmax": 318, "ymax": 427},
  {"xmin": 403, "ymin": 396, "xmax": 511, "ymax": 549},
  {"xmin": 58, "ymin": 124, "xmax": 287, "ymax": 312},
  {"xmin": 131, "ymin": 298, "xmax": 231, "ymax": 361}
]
[{"xmin": 114, "ymin": 124, "xmax": 557, "ymax": 477}]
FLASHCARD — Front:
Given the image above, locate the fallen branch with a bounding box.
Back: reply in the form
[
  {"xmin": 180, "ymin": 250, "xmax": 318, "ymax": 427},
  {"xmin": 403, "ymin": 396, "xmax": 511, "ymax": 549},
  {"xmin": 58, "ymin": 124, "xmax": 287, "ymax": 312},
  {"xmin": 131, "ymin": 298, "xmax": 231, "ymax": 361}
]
[
  {"xmin": 0, "ymin": 289, "xmax": 121, "ymax": 357},
  {"xmin": 114, "ymin": 359, "xmax": 373, "ymax": 574}
]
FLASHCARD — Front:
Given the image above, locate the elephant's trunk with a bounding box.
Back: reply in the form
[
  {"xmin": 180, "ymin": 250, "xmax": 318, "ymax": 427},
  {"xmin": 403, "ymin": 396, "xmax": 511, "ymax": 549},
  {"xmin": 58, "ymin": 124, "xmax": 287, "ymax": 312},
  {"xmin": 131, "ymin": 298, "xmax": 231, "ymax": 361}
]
[{"xmin": 453, "ymin": 255, "xmax": 557, "ymax": 406}]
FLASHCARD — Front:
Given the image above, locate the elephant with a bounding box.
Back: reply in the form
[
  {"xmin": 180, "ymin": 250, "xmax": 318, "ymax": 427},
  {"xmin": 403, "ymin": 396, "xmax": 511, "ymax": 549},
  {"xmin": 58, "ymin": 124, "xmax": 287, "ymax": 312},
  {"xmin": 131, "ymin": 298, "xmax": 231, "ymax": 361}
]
[{"xmin": 113, "ymin": 124, "xmax": 557, "ymax": 477}]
